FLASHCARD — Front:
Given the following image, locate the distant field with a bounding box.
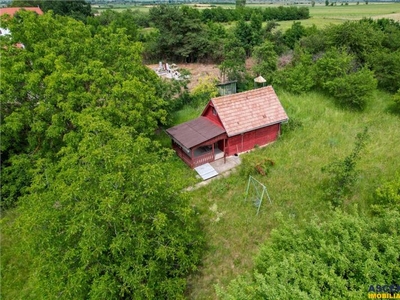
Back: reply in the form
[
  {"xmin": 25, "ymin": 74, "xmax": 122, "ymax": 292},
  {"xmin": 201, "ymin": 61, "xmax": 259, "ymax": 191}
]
[
  {"xmin": 92, "ymin": 2, "xmax": 400, "ymax": 31},
  {"xmin": 279, "ymin": 3, "xmax": 400, "ymax": 29}
]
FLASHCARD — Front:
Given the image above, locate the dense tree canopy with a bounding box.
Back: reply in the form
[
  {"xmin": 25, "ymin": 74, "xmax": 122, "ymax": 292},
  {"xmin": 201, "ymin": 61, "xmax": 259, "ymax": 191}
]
[
  {"xmin": 10, "ymin": 126, "xmax": 202, "ymax": 299},
  {"xmin": 1, "ymin": 10, "xmax": 167, "ymax": 207},
  {"xmin": 1, "ymin": 11, "xmax": 203, "ymax": 298},
  {"xmin": 10, "ymin": 0, "xmax": 92, "ymax": 21}
]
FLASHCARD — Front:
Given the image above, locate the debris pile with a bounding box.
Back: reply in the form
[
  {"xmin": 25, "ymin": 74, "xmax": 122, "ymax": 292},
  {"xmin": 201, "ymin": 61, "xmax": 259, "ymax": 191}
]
[{"xmin": 153, "ymin": 61, "xmax": 185, "ymax": 80}]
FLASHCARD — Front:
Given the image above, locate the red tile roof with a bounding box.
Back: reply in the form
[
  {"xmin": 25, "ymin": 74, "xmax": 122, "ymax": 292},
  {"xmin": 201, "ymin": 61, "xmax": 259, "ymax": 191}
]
[
  {"xmin": 211, "ymin": 86, "xmax": 288, "ymax": 137},
  {"xmin": 0, "ymin": 7, "xmax": 43, "ymax": 17},
  {"xmin": 166, "ymin": 116, "xmax": 225, "ymax": 149}
]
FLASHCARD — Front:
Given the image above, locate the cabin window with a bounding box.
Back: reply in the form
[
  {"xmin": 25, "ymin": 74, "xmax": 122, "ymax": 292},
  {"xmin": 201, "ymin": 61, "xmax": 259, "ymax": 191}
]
[{"xmin": 212, "ymin": 108, "xmax": 217, "ymax": 116}]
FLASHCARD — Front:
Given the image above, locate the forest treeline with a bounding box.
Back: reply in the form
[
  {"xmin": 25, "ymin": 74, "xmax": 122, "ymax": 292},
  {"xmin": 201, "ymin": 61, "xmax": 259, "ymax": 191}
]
[
  {"xmin": 84, "ymin": 4, "xmax": 400, "ymax": 112},
  {"xmin": 1, "ymin": 3, "xmax": 400, "ymax": 299}
]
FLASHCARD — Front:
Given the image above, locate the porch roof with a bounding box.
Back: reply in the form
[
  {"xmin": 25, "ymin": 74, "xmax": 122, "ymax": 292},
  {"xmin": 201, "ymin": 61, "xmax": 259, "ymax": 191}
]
[{"xmin": 166, "ymin": 116, "xmax": 226, "ymax": 149}]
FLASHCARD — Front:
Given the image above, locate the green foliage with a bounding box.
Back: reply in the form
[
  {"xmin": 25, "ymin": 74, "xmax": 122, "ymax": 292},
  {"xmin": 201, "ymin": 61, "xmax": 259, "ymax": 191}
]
[
  {"xmin": 144, "ymin": 5, "xmax": 309, "ymax": 63},
  {"xmin": 377, "ymin": 18, "xmax": 400, "ymax": 52},
  {"xmin": 299, "ymin": 29, "xmax": 328, "ymax": 54},
  {"xmin": 373, "ymin": 174, "xmax": 400, "ymax": 209},
  {"xmin": 274, "ymin": 63, "xmax": 315, "ymax": 94},
  {"xmin": 324, "ymin": 68, "xmax": 377, "ymax": 110},
  {"xmin": 201, "ymin": 6, "xmax": 309, "ymax": 23},
  {"xmin": 322, "ymin": 127, "xmax": 369, "ymax": 207},
  {"xmin": 7, "ymin": 124, "xmax": 203, "ymax": 299},
  {"xmin": 281, "ymin": 117, "xmax": 303, "ymax": 135},
  {"xmin": 41, "ymin": 0, "xmax": 92, "ymax": 21},
  {"xmin": 2, "ymin": 13, "xmax": 204, "ymax": 298},
  {"xmin": 236, "ymin": 0, "xmax": 246, "ymax": 8},
  {"xmin": 203, "ymin": 22, "xmax": 228, "ymax": 63},
  {"xmin": 0, "ymin": 12, "xmax": 168, "ymax": 209},
  {"xmin": 274, "ymin": 48, "xmax": 315, "ymax": 94},
  {"xmin": 217, "ymin": 209, "xmax": 400, "ymax": 299},
  {"xmin": 252, "ymin": 40, "xmax": 277, "ymax": 83},
  {"xmin": 283, "ymin": 21, "xmax": 307, "ymax": 49},
  {"xmin": 0, "ymin": 154, "xmax": 32, "ymax": 209},
  {"xmin": 234, "ymin": 18, "xmax": 253, "ymax": 57},
  {"xmin": 313, "ymin": 48, "xmax": 376, "ymax": 109},
  {"xmin": 219, "ymin": 37, "xmax": 246, "ymax": 83},
  {"xmin": 240, "ymin": 154, "xmax": 275, "ymax": 177},
  {"xmin": 392, "ymin": 89, "xmax": 400, "ymax": 114},
  {"xmin": 148, "ymin": 5, "xmax": 208, "ymax": 62},
  {"xmin": 314, "ymin": 48, "xmax": 355, "ymax": 88},
  {"xmin": 10, "ymin": 0, "xmax": 92, "ymax": 21},
  {"xmin": 367, "ymin": 49, "xmax": 400, "ymax": 93},
  {"xmin": 190, "ymin": 76, "xmax": 219, "ymax": 107},
  {"xmin": 274, "ymin": 66, "xmax": 309, "ymax": 94},
  {"xmin": 86, "ymin": 9, "xmax": 142, "ymax": 41},
  {"xmin": 249, "ymin": 11, "xmax": 263, "ymax": 49},
  {"xmin": 325, "ymin": 20, "xmax": 385, "ymax": 63}
]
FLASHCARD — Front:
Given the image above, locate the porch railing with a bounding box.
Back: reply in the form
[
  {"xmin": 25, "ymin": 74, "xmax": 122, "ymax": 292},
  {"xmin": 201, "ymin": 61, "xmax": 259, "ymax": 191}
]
[
  {"xmin": 173, "ymin": 144, "xmax": 215, "ymax": 168},
  {"xmin": 193, "ymin": 152, "xmax": 214, "ymax": 168}
]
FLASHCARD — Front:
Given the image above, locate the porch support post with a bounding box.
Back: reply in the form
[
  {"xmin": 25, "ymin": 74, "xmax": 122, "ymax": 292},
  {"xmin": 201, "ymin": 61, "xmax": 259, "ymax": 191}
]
[
  {"xmin": 212, "ymin": 143, "xmax": 215, "ymax": 160},
  {"xmin": 224, "ymin": 139, "xmax": 226, "ymax": 164},
  {"xmin": 191, "ymin": 148, "xmax": 194, "ymax": 168}
]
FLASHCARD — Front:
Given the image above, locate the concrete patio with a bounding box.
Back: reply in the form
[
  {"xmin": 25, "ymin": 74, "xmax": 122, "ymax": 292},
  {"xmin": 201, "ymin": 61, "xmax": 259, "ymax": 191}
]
[{"xmin": 186, "ymin": 155, "xmax": 242, "ymax": 191}]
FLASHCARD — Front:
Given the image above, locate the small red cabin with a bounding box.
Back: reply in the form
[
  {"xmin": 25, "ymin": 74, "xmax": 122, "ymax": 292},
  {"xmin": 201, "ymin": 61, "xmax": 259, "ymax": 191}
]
[{"xmin": 166, "ymin": 86, "xmax": 288, "ymax": 168}]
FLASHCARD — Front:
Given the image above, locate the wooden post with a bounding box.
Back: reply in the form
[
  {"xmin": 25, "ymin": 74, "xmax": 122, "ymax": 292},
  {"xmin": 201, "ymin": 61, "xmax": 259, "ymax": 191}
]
[{"xmin": 224, "ymin": 139, "xmax": 226, "ymax": 164}]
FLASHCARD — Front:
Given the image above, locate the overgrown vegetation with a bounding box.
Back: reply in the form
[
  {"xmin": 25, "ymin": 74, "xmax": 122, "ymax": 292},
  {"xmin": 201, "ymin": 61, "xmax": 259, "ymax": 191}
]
[
  {"xmin": 321, "ymin": 127, "xmax": 369, "ymax": 207},
  {"xmin": 217, "ymin": 207, "xmax": 400, "ymax": 299},
  {"xmin": 1, "ymin": 3, "xmax": 400, "ymax": 299},
  {"xmin": 1, "ymin": 11, "xmax": 203, "ymax": 299},
  {"xmin": 186, "ymin": 91, "xmax": 400, "ymax": 299}
]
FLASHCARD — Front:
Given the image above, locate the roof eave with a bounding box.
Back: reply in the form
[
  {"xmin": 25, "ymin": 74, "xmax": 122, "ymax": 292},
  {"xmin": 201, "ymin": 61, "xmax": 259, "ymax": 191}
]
[{"xmin": 226, "ymin": 118, "xmax": 289, "ymax": 137}]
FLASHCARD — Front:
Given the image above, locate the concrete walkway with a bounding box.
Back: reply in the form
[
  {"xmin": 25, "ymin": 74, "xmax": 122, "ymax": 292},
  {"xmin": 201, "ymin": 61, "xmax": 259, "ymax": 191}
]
[{"xmin": 185, "ymin": 155, "xmax": 242, "ymax": 191}]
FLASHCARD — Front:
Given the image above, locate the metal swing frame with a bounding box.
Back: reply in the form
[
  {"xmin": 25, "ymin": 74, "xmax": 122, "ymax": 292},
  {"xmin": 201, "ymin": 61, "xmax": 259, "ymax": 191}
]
[{"xmin": 244, "ymin": 175, "xmax": 272, "ymax": 215}]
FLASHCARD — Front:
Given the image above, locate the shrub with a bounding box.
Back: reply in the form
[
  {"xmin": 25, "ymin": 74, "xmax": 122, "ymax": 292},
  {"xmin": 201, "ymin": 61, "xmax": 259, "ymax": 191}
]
[
  {"xmin": 240, "ymin": 153, "xmax": 275, "ymax": 177},
  {"xmin": 392, "ymin": 89, "xmax": 400, "ymax": 114},
  {"xmin": 374, "ymin": 173, "xmax": 400, "ymax": 208},
  {"xmin": 321, "ymin": 127, "xmax": 369, "ymax": 207},
  {"xmin": 217, "ymin": 209, "xmax": 400, "ymax": 299},
  {"xmin": 324, "ymin": 68, "xmax": 377, "ymax": 110}
]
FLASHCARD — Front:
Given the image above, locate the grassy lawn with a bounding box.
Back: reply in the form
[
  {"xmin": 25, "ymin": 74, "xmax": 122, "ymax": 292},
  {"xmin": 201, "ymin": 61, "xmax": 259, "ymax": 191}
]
[
  {"xmin": 184, "ymin": 90, "xmax": 400, "ymax": 299},
  {"xmin": 278, "ymin": 3, "xmax": 400, "ymax": 30}
]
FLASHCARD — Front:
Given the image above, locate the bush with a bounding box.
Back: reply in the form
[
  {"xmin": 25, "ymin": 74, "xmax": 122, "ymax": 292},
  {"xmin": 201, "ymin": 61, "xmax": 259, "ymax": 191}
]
[
  {"xmin": 324, "ymin": 68, "xmax": 377, "ymax": 110},
  {"xmin": 217, "ymin": 209, "xmax": 400, "ymax": 299},
  {"xmin": 392, "ymin": 89, "xmax": 400, "ymax": 113},
  {"xmin": 281, "ymin": 117, "xmax": 303, "ymax": 135},
  {"xmin": 374, "ymin": 173, "xmax": 400, "ymax": 208},
  {"xmin": 321, "ymin": 127, "xmax": 369, "ymax": 207},
  {"xmin": 274, "ymin": 58, "xmax": 315, "ymax": 94},
  {"xmin": 240, "ymin": 153, "xmax": 275, "ymax": 177}
]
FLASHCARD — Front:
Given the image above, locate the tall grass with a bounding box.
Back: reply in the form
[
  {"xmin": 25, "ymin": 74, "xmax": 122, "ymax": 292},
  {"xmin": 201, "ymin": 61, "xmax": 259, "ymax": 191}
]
[{"xmin": 185, "ymin": 90, "xmax": 400, "ymax": 299}]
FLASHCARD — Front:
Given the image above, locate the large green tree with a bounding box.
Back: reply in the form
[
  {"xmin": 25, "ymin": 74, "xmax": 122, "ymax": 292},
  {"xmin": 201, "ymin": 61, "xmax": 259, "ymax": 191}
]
[
  {"xmin": 7, "ymin": 123, "xmax": 203, "ymax": 299},
  {"xmin": 148, "ymin": 5, "xmax": 208, "ymax": 62},
  {"xmin": 1, "ymin": 11, "xmax": 166, "ymax": 208},
  {"xmin": 10, "ymin": 0, "xmax": 92, "ymax": 21},
  {"xmin": 1, "ymin": 10, "xmax": 203, "ymax": 299},
  {"xmin": 252, "ymin": 40, "xmax": 277, "ymax": 83}
]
